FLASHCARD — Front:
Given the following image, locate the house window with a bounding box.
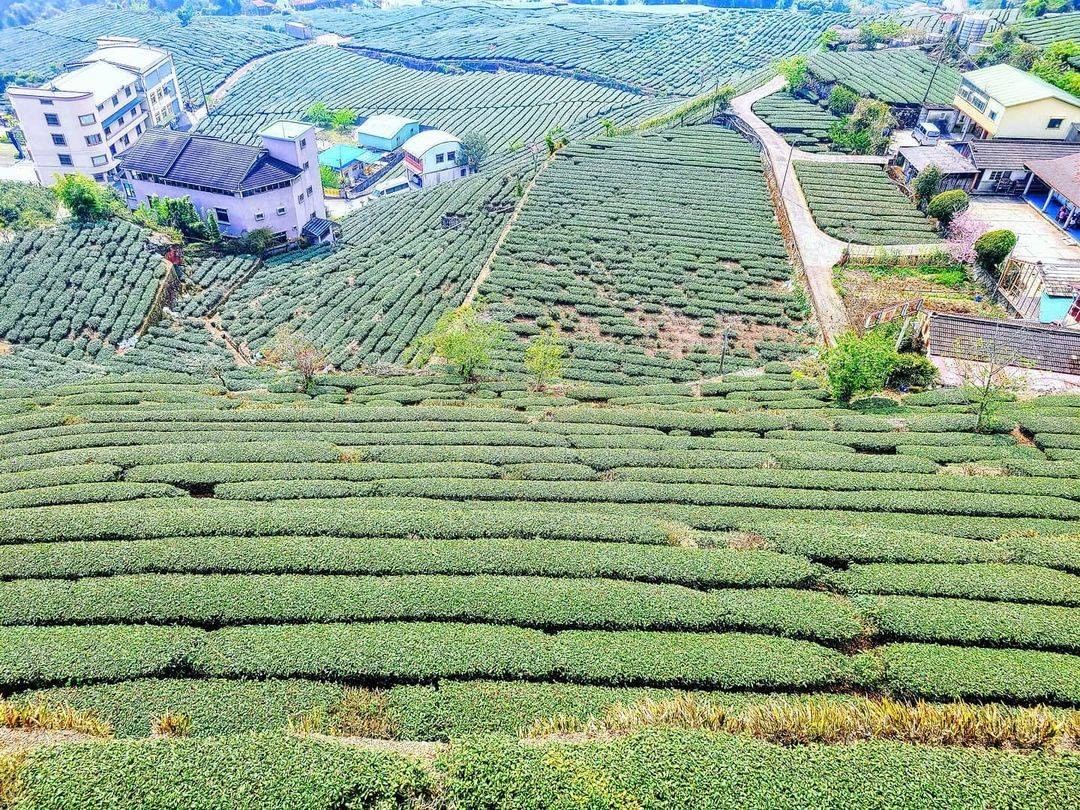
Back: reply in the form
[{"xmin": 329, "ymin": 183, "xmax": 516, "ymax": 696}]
[
  {"xmin": 93, "ymin": 173, "xmax": 105, "ymax": 181},
  {"xmin": 86, "ymin": 134, "xmax": 102, "ymax": 146},
  {"xmin": 39, "ymin": 98, "xmax": 53, "ymax": 106},
  {"xmin": 298, "ymin": 192, "xmax": 305, "ymax": 203},
  {"xmin": 303, "ymin": 161, "xmax": 309, "ymax": 169},
  {"xmin": 123, "ymin": 182, "xmax": 135, "ymax": 199},
  {"xmin": 446, "ymin": 150, "xmax": 456, "ymax": 161},
  {"xmin": 51, "ymin": 134, "xmax": 66, "ymax": 146},
  {"xmin": 112, "ymin": 95, "xmax": 119, "ymax": 106},
  {"xmin": 44, "ymin": 113, "xmax": 60, "ymax": 126},
  {"xmin": 58, "ymin": 154, "xmax": 73, "ymax": 166},
  {"xmin": 277, "ymin": 206, "xmax": 287, "ymax": 216},
  {"xmin": 214, "ymin": 207, "xmax": 230, "ymax": 224},
  {"xmin": 988, "ymin": 110, "xmax": 998, "ymax": 121},
  {"xmin": 435, "ymin": 153, "xmax": 445, "ymax": 164},
  {"xmin": 79, "ymin": 113, "xmax": 96, "ymax": 125},
  {"xmin": 125, "ymin": 86, "xmax": 132, "ymax": 98},
  {"xmin": 105, "ymin": 126, "xmax": 112, "ymax": 136},
  {"xmin": 306, "ymin": 185, "xmax": 313, "ymax": 196},
  {"xmin": 460, "ymin": 168, "xmax": 467, "ymax": 177},
  {"xmin": 300, "ymin": 138, "xmax": 307, "ymax": 149},
  {"xmin": 1049, "ymin": 118, "xmax": 1064, "ymax": 129},
  {"xmin": 91, "ymin": 155, "xmax": 108, "ymax": 167},
  {"xmin": 135, "ymin": 124, "xmax": 142, "ymax": 135},
  {"xmin": 987, "ymin": 170, "xmax": 1009, "ymax": 181},
  {"xmin": 255, "ymin": 212, "xmax": 265, "ymax": 222},
  {"xmin": 122, "ymin": 134, "xmax": 130, "ymax": 146},
  {"xmin": 109, "ymin": 144, "xmax": 117, "ymax": 155}
]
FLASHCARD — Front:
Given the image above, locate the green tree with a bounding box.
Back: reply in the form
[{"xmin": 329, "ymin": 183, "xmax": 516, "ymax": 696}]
[
  {"xmin": 544, "ymin": 127, "xmax": 568, "ymax": 156},
  {"xmin": 305, "ymin": 102, "xmax": 334, "ymax": 128},
  {"xmin": 263, "ymin": 329, "xmax": 327, "ymax": 394},
  {"xmin": 0, "ymin": 180, "xmax": 57, "ymax": 230},
  {"xmin": 459, "ymin": 131, "xmax": 489, "ymax": 170},
  {"xmin": 827, "ymin": 85, "xmax": 858, "ymax": 116},
  {"xmin": 524, "ymin": 332, "xmax": 566, "ymax": 390},
  {"xmin": 54, "ymin": 174, "xmax": 121, "ymax": 221},
  {"xmin": 927, "ymin": 189, "xmax": 970, "ymax": 228},
  {"xmin": 912, "ymin": 165, "xmax": 941, "ymax": 208},
  {"xmin": 858, "ymin": 20, "xmax": 903, "ymax": 47},
  {"xmin": 821, "ymin": 329, "xmax": 900, "ymax": 402},
  {"xmin": 1032, "ymin": 41, "xmax": 1080, "ymax": 96},
  {"xmin": 974, "ymin": 229, "xmax": 1018, "ymax": 276},
  {"xmin": 319, "ymin": 165, "xmax": 340, "ymax": 190},
  {"xmin": 330, "ymin": 108, "xmax": 357, "ymax": 131},
  {"xmin": 422, "ymin": 305, "xmax": 507, "ymax": 381},
  {"xmin": 775, "ymin": 55, "xmax": 810, "ymax": 94}
]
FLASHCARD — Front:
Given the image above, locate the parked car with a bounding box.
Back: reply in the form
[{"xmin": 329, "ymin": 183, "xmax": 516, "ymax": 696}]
[
  {"xmin": 914, "ymin": 120, "xmax": 943, "ymax": 146},
  {"xmin": 371, "ymin": 176, "xmax": 411, "ymax": 198}
]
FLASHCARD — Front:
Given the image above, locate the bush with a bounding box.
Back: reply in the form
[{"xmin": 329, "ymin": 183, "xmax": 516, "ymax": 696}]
[
  {"xmin": 974, "ymin": 229, "xmax": 1017, "ymax": 276},
  {"xmin": 927, "ymin": 190, "xmax": 969, "ymax": 227},
  {"xmin": 911, "ymin": 166, "xmax": 941, "ymax": 207},
  {"xmin": 821, "ymin": 330, "xmax": 899, "ymax": 402},
  {"xmin": 827, "ymin": 85, "xmax": 858, "ymax": 115},
  {"xmin": 53, "ymin": 174, "xmax": 122, "ymax": 221},
  {"xmin": 886, "ymin": 353, "xmax": 938, "ymax": 391}
]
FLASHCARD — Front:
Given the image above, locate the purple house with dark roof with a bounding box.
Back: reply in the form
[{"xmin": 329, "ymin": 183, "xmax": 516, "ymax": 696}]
[{"xmin": 119, "ymin": 121, "xmax": 331, "ymax": 243}]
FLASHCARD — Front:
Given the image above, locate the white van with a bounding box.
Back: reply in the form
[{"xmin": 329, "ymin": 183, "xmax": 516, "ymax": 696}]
[
  {"xmin": 914, "ymin": 120, "xmax": 943, "ymax": 146},
  {"xmin": 371, "ymin": 177, "xmax": 411, "ymax": 198}
]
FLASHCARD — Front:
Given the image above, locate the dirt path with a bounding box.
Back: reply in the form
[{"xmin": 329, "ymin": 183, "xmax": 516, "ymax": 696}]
[
  {"xmin": 204, "ymin": 317, "xmax": 251, "ymax": 366},
  {"xmin": 462, "ymin": 154, "xmax": 555, "ymax": 308},
  {"xmin": 730, "ymin": 77, "xmax": 854, "ymax": 344}
]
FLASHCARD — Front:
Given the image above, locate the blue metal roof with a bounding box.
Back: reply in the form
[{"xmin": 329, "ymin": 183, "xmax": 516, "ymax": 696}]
[
  {"xmin": 121, "ymin": 128, "xmax": 302, "ymax": 193},
  {"xmin": 102, "ymin": 97, "xmax": 142, "ymax": 129},
  {"xmin": 318, "ymin": 144, "xmax": 382, "ymax": 170}
]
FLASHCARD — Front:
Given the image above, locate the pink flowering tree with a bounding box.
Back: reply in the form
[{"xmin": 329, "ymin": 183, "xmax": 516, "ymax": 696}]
[{"xmin": 946, "ymin": 210, "xmax": 988, "ymax": 266}]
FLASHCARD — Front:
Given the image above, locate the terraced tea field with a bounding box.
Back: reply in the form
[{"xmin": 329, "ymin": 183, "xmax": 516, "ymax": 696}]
[
  {"xmin": 218, "ymin": 165, "xmax": 524, "ymax": 370},
  {"xmin": 806, "ymin": 49, "xmax": 961, "ymax": 107},
  {"xmin": 197, "ymin": 45, "xmax": 647, "ymax": 150},
  {"xmin": 482, "ymin": 125, "xmax": 810, "ymax": 383},
  {"xmin": 751, "ymin": 94, "xmax": 840, "ymax": 152},
  {"xmin": 0, "ymin": 220, "xmax": 167, "ymax": 363},
  {"xmin": 308, "ymin": 5, "xmax": 851, "ymax": 96},
  {"xmin": 0, "ymin": 371, "xmax": 1078, "ymax": 805},
  {"xmin": 0, "ymin": 6, "xmax": 300, "ymax": 104},
  {"xmin": 795, "ymin": 162, "xmax": 941, "ymax": 246},
  {"xmin": 1015, "ymin": 11, "xmax": 1080, "ymax": 47}
]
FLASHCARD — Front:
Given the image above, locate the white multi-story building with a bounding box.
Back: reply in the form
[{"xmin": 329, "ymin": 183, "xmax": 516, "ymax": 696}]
[
  {"xmin": 7, "ymin": 39, "xmax": 179, "ymax": 186},
  {"xmin": 402, "ymin": 130, "xmax": 472, "ymax": 190}
]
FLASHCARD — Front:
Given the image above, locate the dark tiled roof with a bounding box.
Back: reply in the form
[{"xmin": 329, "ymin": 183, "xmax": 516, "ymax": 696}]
[
  {"xmin": 302, "ymin": 217, "xmax": 335, "ymax": 239},
  {"xmin": 961, "ymin": 138, "xmax": 1080, "ymax": 171},
  {"xmin": 121, "ymin": 128, "xmax": 301, "ymax": 193}
]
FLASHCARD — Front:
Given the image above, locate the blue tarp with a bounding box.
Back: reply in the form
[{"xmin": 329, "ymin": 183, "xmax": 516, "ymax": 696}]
[
  {"xmin": 318, "ymin": 144, "xmax": 382, "ymax": 170},
  {"xmin": 1040, "ymin": 293, "xmax": 1073, "ymax": 324}
]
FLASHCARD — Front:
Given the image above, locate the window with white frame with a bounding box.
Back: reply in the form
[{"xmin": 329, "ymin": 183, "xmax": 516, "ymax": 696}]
[
  {"xmin": 277, "ymin": 206, "xmax": 287, "ymax": 216},
  {"xmin": 86, "ymin": 134, "xmax": 102, "ymax": 146},
  {"xmin": 91, "ymin": 155, "xmax": 108, "ymax": 167},
  {"xmin": 214, "ymin": 207, "xmax": 230, "ymax": 224},
  {"xmin": 255, "ymin": 212, "xmax": 265, "ymax": 222},
  {"xmin": 79, "ymin": 113, "xmax": 96, "ymax": 125}
]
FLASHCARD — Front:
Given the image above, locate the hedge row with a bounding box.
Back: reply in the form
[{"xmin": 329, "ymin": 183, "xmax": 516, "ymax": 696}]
[
  {"xmin": 871, "ymin": 642, "xmax": 1080, "ymax": 704},
  {"xmin": 439, "ymin": 729, "xmax": 1080, "ymax": 809},
  {"xmin": 832, "ymin": 563, "xmax": 1080, "ymax": 606},
  {"xmin": 0, "ymin": 536, "xmax": 817, "ymax": 588},
  {"xmin": 0, "ymin": 575, "xmax": 864, "ymax": 642},
  {"xmin": 857, "ymin": 594, "xmax": 1080, "ymax": 652},
  {"xmin": 610, "ymin": 467, "xmax": 1078, "ymax": 499},
  {"xmin": 15, "ymin": 732, "xmax": 428, "ymax": 810},
  {"xmin": 0, "ymin": 441, "xmax": 342, "ymax": 473},
  {"xmin": 124, "ymin": 461, "xmax": 502, "ymax": 485},
  {"xmin": 0, "ymin": 463, "xmax": 120, "ymax": 494},
  {"xmin": 0, "ymin": 500, "xmax": 672, "ymax": 545},
  {"xmin": 758, "ymin": 525, "xmax": 1012, "ymax": 565},
  {"xmin": 214, "ymin": 477, "xmax": 1080, "ymax": 520},
  {"xmin": 0, "ymin": 623, "xmax": 848, "ymax": 691},
  {"xmin": 0, "ymin": 481, "xmax": 186, "ymax": 509}
]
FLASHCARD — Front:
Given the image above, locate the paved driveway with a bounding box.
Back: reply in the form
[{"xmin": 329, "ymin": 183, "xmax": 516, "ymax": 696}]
[{"xmin": 967, "ymin": 196, "xmax": 1080, "ymax": 266}]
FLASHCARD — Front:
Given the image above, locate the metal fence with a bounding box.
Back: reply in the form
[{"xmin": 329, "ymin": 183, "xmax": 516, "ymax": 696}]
[{"xmin": 928, "ymin": 312, "xmax": 1080, "ymax": 375}]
